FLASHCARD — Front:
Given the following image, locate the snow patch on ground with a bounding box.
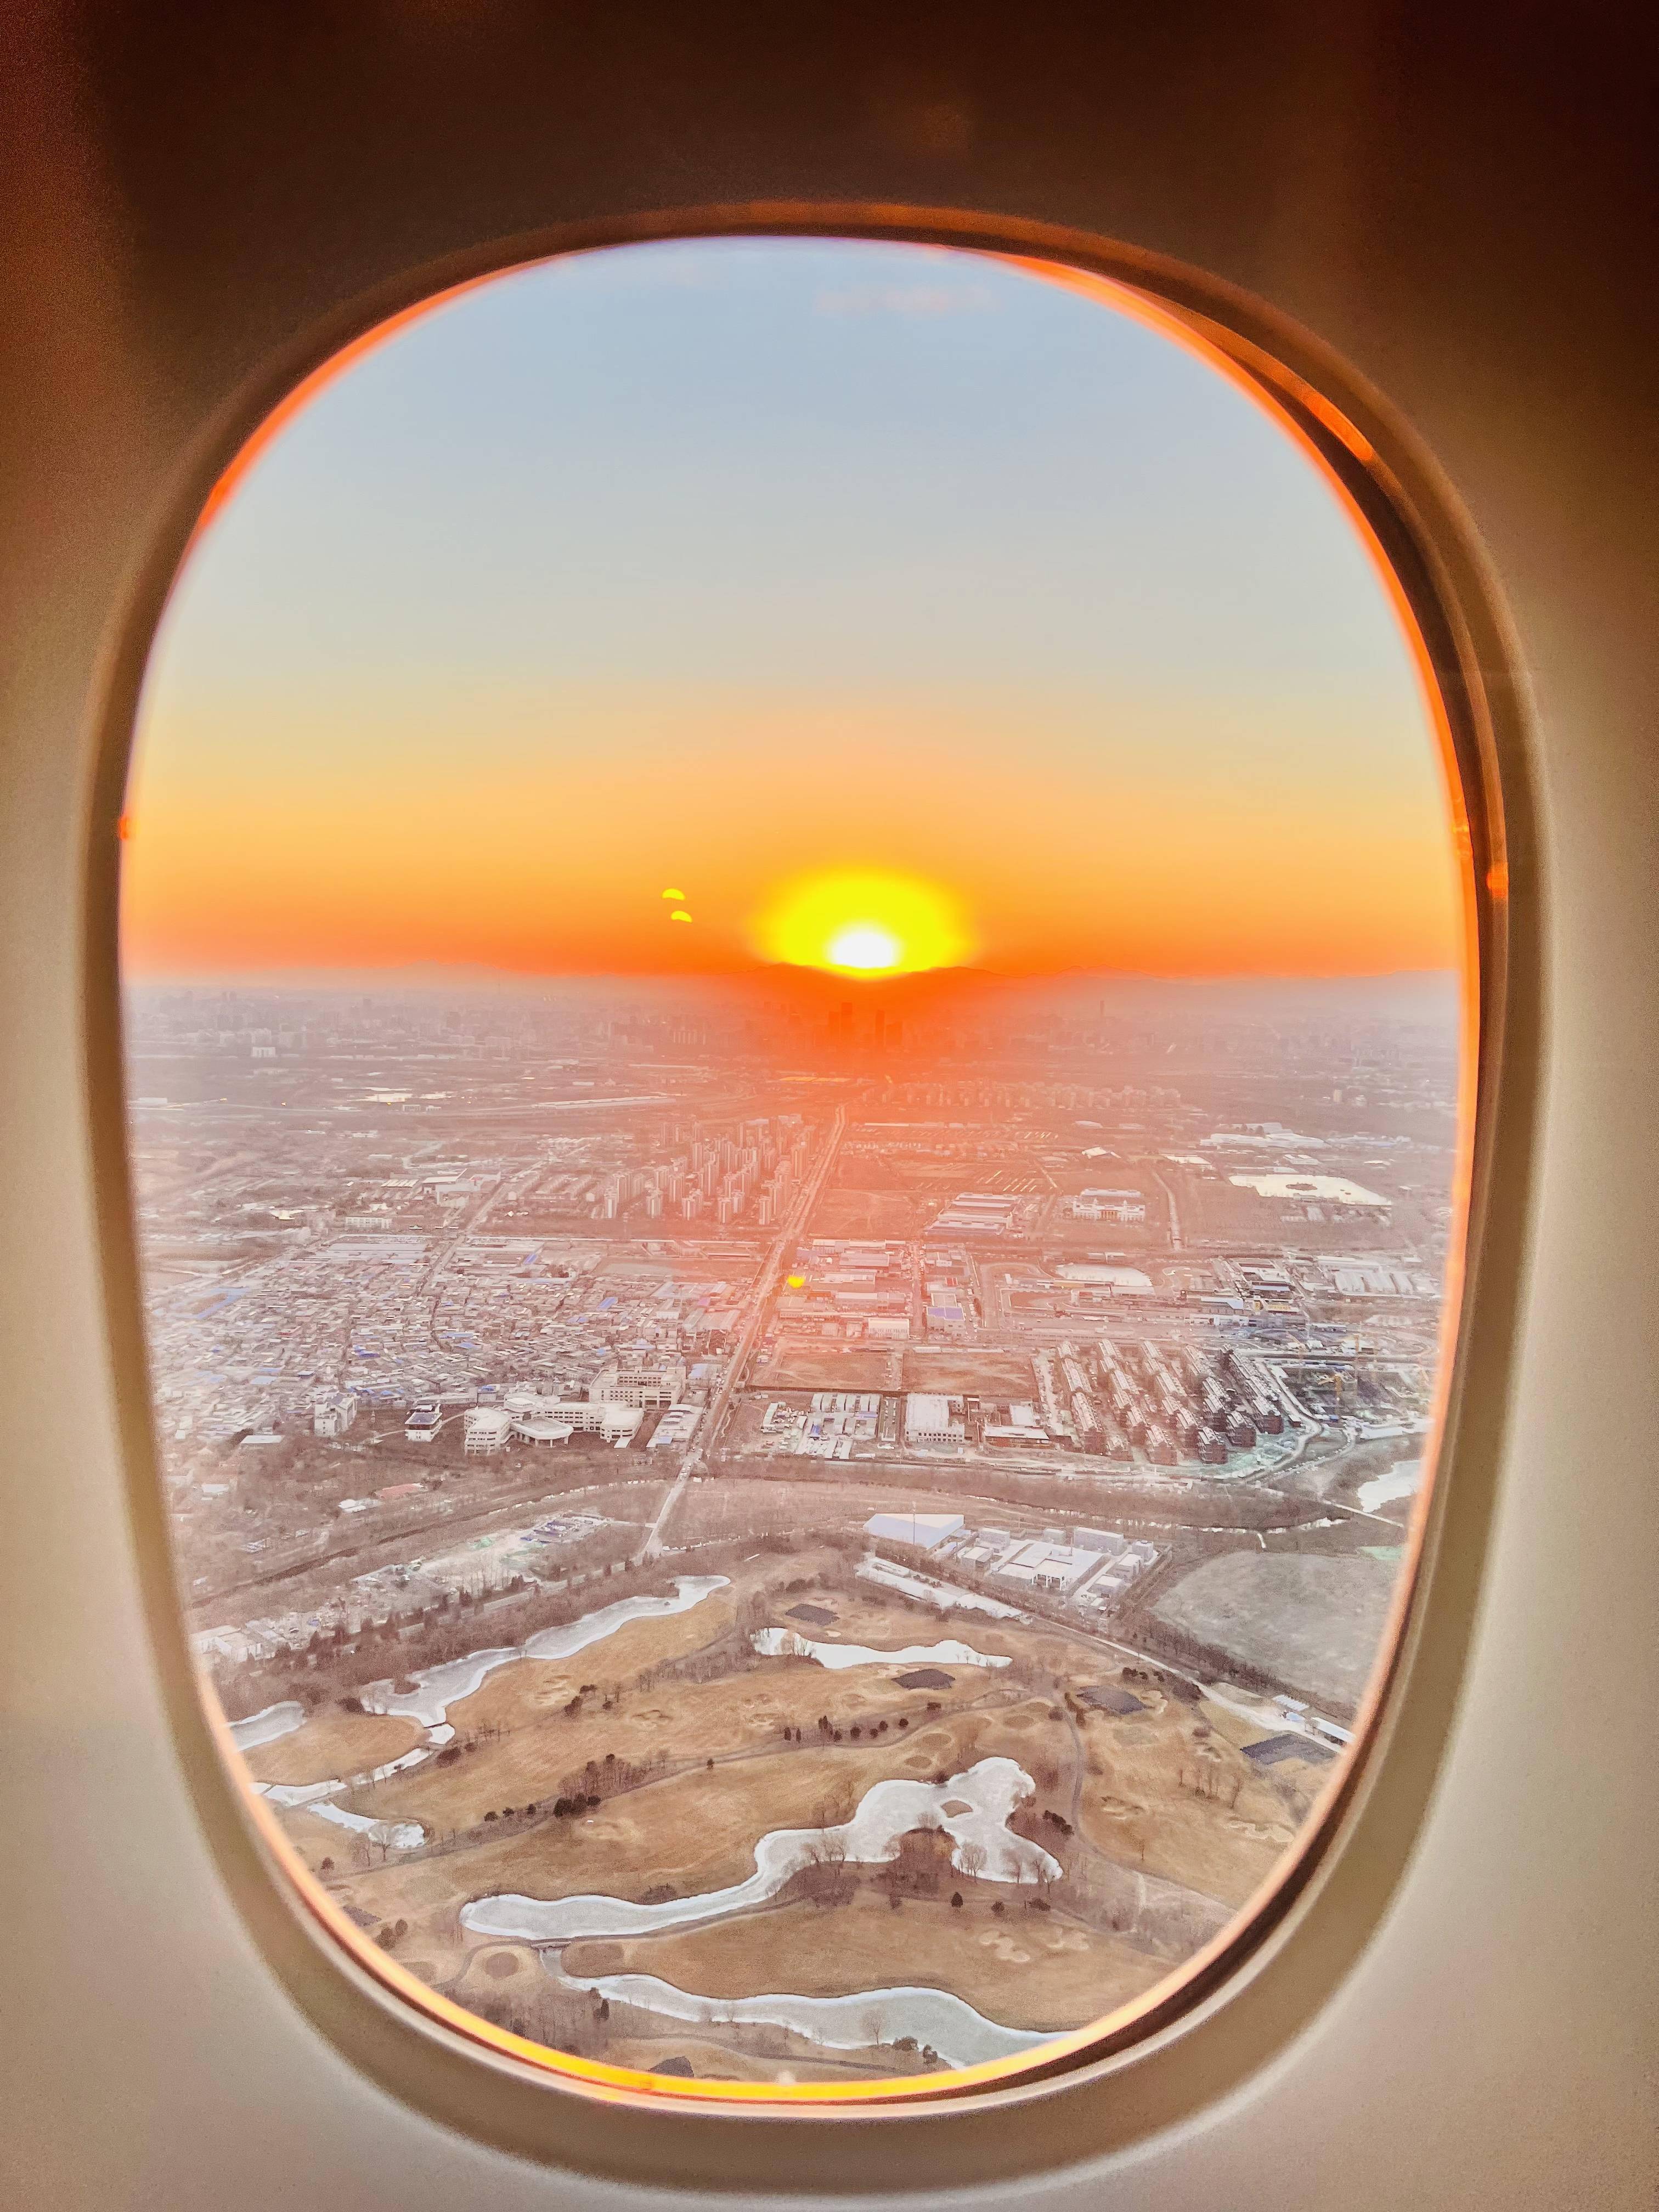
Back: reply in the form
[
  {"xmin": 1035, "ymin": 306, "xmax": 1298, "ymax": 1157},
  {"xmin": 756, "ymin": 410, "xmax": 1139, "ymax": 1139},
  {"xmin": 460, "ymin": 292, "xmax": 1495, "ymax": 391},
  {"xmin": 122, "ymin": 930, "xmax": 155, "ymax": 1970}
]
[
  {"xmin": 1357, "ymin": 1463, "xmax": 1423, "ymax": 1513},
  {"xmin": 360, "ymin": 1648, "xmax": 522, "ymax": 1733},
  {"xmin": 302, "ymin": 1802, "xmax": 426, "ymax": 1851}
]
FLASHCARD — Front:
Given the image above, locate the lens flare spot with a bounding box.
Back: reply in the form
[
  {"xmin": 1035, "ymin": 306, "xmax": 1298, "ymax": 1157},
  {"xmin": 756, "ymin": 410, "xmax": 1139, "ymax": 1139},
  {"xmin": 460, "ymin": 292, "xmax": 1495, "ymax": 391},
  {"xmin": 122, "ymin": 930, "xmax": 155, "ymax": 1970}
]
[
  {"xmin": 752, "ymin": 870, "xmax": 973, "ymax": 976},
  {"xmin": 669, "ymin": 910, "xmax": 693, "ymax": 923},
  {"xmin": 661, "ymin": 887, "xmax": 685, "ymax": 900}
]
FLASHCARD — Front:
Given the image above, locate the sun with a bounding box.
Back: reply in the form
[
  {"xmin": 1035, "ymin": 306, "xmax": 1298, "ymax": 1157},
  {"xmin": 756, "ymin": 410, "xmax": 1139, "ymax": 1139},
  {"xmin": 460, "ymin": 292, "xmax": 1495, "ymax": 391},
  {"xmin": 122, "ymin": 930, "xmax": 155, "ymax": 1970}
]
[
  {"xmin": 751, "ymin": 870, "xmax": 974, "ymax": 977},
  {"xmin": 827, "ymin": 921, "xmax": 900, "ymax": 971}
]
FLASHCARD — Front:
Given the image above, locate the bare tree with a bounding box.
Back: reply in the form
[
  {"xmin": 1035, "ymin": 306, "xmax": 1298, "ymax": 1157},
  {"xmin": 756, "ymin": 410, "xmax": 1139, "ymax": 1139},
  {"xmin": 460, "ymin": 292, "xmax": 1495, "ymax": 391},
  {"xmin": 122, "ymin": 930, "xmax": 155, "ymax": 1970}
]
[
  {"xmin": 798, "ymin": 1831, "xmax": 855, "ymax": 1906},
  {"xmin": 814, "ymin": 1781, "xmax": 856, "ymax": 1828}
]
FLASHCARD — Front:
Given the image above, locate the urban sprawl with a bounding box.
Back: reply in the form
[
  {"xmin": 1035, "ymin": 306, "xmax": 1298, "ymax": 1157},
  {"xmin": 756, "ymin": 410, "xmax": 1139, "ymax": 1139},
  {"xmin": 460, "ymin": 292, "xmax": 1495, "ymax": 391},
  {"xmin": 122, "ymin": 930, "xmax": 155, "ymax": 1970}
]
[{"xmin": 131, "ymin": 974, "xmax": 1457, "ymax": 2083}]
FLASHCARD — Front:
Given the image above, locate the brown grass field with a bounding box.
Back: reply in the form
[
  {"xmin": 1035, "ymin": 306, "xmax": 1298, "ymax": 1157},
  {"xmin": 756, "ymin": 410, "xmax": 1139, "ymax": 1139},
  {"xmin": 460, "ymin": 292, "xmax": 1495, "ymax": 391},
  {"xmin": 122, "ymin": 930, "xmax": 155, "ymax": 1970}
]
[
  {"xmin": 758, "ymin": 1345, "xmax": 902, "ymax": 1392},
  {"xmin": 1062, "ymin": 1686, "xmax": 1314, "ymax": 1906},
  {"xmin": 900, "ymin": 1349, "xmax": 1037, "ymax": 1396},
  {"xmin": 275, "ymin": 1551, "xmax": 1323, "ymax": 2073},
  {"xmin": 243, "ymin": 1708, "xmax": 427, "ymax": 1786},
  {"xmin": 565, "ymin": 1889, "xmax": 1170, "ymax": 2032},
  {"xmin": 328, "ymin": 1708, "xmax": 1006, "ymax": 1949},
  {"xmin": 361, "ymin": 1620, "xmax": 1007, "ymax": 1838},
  {"xmin": 811, "ymin": 1190, "xmax": 925, "ymax": 1239}
]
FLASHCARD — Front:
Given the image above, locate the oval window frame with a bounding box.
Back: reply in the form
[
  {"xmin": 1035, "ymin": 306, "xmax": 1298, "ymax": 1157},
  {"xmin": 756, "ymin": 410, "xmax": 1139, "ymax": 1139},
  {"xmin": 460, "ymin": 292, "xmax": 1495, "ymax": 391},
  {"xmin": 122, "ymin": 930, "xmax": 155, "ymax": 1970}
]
[{"xmin": 85, "ymin": 202, "xmax": 1534, "ymax": 2187}]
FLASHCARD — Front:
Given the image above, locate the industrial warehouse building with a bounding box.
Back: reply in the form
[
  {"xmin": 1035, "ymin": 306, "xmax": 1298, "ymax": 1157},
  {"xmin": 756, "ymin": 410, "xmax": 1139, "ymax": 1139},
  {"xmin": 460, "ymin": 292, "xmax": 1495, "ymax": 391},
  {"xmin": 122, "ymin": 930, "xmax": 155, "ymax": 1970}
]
[
  {"xmin": 864, "ymin": 1510, "xmax": 966, "ymax": 1551},
  {"xmin": 904, "ymin": 1393, "xmax": 965, "ymax": 1446}
]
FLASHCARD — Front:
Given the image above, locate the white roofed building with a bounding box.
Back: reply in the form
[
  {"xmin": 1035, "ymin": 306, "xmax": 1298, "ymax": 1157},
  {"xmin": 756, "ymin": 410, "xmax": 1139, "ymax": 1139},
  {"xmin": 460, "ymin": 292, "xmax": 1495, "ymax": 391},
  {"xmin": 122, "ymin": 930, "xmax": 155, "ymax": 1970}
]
[
  {"xmin": 905, "ymin": 1393, "xmax": 964, "ymax": 1446},
  {"xmin": 864, "ymin": 1510, "xmax": 964, "ymax": 1551}
]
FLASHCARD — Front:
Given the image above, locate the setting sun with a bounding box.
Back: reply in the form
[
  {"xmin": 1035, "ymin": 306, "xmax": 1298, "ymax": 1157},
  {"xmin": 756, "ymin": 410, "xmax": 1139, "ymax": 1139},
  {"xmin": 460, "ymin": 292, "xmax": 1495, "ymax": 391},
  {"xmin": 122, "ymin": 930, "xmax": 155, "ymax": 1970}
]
[
  {"xmin": 751, "ymin": 869, "xmax": 975, "ymax": 977},
  {"xmin": 827, "ymin": 922, "xmax": 900, "ymax": 971}
]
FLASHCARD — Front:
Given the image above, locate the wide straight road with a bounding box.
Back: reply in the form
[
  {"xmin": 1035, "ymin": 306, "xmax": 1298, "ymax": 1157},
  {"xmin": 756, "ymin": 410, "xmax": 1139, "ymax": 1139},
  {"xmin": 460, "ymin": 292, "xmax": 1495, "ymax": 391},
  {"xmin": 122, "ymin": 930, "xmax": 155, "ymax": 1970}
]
[{"xmin": 640, "ymin": 1105, "xmax": 847, "ymax": 1560}]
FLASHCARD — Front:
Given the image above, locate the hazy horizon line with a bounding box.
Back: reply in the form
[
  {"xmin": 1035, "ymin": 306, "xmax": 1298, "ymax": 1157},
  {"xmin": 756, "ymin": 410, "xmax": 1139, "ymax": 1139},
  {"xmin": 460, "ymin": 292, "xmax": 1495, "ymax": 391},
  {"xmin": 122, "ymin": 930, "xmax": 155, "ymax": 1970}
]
[{"xmin": 122, "ymin": 961, "xmax": 1460, "ymax": 992}]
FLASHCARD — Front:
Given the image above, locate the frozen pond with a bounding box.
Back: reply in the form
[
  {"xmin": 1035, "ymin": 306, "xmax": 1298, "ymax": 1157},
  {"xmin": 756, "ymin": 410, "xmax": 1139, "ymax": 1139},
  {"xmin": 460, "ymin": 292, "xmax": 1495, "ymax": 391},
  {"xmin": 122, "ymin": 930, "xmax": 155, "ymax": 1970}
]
[
  {"xmin": 302, "ymin": 1802, "xmax": 425, "ymax": 1852},
  {"xmin": 228, "ymin": 1701, "xmax": 305, "ymax": 1751},
  {"xmin": 522, "ymin": 1579, "xmax": 729, "ymax": 1661},
  {"xmin": 362, "ymin": 1577, "xmax": 728, "ymax": 1729},
  {"xmin": 858, "ymin": 1556, "xmax": 1024, "ymax": 1620},
  {"xmin": 752, "ymin": 1628, "xmax": 1009, "ymax": 1672},
  {"xmin": 562, "ymin": 1967, "xmax": 1051, "ymax": 2070},
  {"xmin": 255, "ymin": 1730, "xmax": 452, "ymax": 1846},
  {"xmin": 360, "ymin": 1646, "xmax": 522, "ymax": 1731},
  {"xmin": 1358, "ymin": 1460, "xmax": 1423, "ymax": 1514},
  {"xmin": 461, "ymin": 1757, "xmax": 1060, "ymax": 1944}
]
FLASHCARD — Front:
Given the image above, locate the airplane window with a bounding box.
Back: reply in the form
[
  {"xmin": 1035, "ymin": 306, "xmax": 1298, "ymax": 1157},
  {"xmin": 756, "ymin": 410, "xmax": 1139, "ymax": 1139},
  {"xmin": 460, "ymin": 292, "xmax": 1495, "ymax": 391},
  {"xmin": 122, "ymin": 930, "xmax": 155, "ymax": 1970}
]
[{"xmin": 120, "ymin": 236, "xmax": 1471, "ymax": 2099}]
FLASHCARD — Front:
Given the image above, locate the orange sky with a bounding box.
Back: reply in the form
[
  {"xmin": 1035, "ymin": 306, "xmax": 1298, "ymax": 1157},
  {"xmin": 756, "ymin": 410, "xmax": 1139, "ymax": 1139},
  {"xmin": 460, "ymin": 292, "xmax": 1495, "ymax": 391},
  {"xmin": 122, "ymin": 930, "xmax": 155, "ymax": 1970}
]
[
  {"xmin": 120, "ymin": 240, "xmax": 1464, "ymax": 985},
  {"xmin": 122, "ymin": 687, "xmax": 1460, "ymax": 979}
]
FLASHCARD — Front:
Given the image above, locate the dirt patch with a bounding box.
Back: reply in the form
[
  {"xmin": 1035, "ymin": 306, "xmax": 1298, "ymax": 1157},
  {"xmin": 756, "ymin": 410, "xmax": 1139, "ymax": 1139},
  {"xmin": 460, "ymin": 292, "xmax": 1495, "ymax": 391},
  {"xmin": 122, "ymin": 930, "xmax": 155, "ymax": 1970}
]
[
  {"xmin": 901, "ymin": 1350, "xmax": 1036, "ymax": 1396},
  {"xmin": 760, "ymin": 1347, "xmax": 901, "ymax": 1393},
  {"xmin": 812, "ymin": 1190, "xmax": 924, "ymax": 1239}
]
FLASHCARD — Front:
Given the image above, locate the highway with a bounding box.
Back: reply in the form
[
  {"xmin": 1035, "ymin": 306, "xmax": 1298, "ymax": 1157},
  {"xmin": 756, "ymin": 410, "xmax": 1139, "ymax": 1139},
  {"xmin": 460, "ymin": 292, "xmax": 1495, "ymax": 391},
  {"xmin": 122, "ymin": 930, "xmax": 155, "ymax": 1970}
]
[{"xmin": 639, "ymin": 1105, "xmax": 848, "ymax": 1560}]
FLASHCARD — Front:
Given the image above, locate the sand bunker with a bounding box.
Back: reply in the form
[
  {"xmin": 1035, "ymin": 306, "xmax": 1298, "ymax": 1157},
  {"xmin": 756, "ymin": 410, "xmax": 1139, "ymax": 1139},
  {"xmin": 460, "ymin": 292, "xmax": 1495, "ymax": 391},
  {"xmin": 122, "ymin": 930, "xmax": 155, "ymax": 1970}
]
[
  {"xmin": 979, "ymin": 1931, "xmax": 1033, "ymax": 1965},
  {"xmin": 751, "ymin": 1628, "xmax": 1009, "ymax": 1673},
  {"xmin": 461, "ymin": 1757, "xmax": 1061, "ymax": 1945}
]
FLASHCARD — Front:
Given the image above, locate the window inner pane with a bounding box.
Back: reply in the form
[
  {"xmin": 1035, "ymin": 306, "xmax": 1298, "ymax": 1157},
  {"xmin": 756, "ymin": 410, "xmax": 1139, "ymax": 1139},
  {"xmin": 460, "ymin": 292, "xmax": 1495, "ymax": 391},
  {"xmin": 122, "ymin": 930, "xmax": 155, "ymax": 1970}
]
[{"xmin": 122, "ymin": 237, "xmax": 1468, "ymax": 2093}]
